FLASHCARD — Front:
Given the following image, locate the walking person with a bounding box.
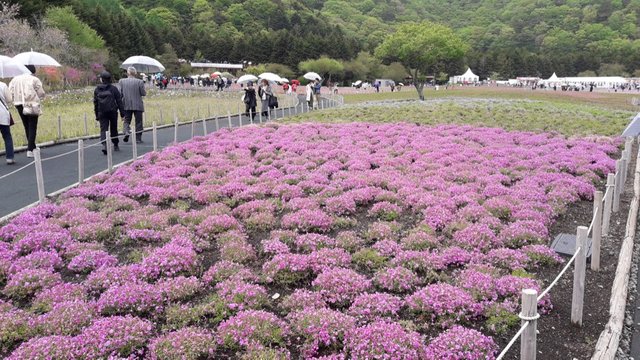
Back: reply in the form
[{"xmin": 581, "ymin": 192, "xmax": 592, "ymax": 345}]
[
  {"xmin": 306, "ymin": 80, "xmax": 316, "ymax": 110},
  {"xmin": 7, "ymin": 65, "xmax": 44, "ymax": 158},
  {"xmin": 94, "ymin": 71, "xmax": 124, "ymax": 155},
  {"xmin": 243, "ymin": 81, "xmax": 257, "ymax": 121},
  {"xmin": 118, "ymin": 67, "xmax": 146, "ymax": 143},
  {"xmin": 258, "ymin": 79, "xmax": 272, "ymax": 117},
  {"xmin": 0, "ymin": 81, "xmax": 14, "ymax": 164}
]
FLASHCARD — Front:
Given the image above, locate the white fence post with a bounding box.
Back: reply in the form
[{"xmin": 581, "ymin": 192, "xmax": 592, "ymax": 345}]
[
  {"xmin": 259, "ymin": 110, "xmax": 263, "ymax": 123},
  {"xmin": 83, "ymin": 113, "xmax": 88, "ymax": 136},
  {"xmin": 132, "ymin": 133, "xmax": 138, "ymax": 160},
  {"xmin": 202, "ymin": 118, "xmax": 207, "ymax": 135},
  {"xmin": 77, "ymin": 140, "xmax": 84, "ymax": 184},
  {"xmin": 603, "ymin": 173, "xmax": 615, "ymax": 235},
  {"xmin": 106, "ymin": 130, "xmax": 113, "ymax": 174},
  {"xmin": 174, "ymin": 118, "xmax": 178, "ymax": 143},
  {"xmin": 191, "ymin": 118, "xmax": 195, "ymax": 139},
  {"xmin": 614, "ymin": 159, "xmax": 622, "ymax": 212},
  {"xmin": 227, "ymin": 111, "xmax": 232, "ymax": 128},
  {"xmin": 215, "ymin": 118, "xmax": 220, "ymax": 131},
  {"xmin": 152, "ymin": 121, "xmax": 158, "ymax": 151},
  {"xmin": 592, "ymin": 190, "xmax": 603, "ymax": 271},
  {"xmin": 520, "ymin": 289, "xmax": 539, "ymax": 360},
  {"xmin": 571, "ymin": 226, "xmax": 588, "ymax": 326},
  {"xmin": 34, "ymin": 148, "xmax": 45, "ymax": 203},
  {"xmin": 57, "ymin": 114, "xmax": 62, "ymax": 140}
]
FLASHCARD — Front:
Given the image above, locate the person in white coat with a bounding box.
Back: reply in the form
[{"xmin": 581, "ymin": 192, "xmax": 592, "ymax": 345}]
[
  {"xmin": 306, "ymin": 80, "xmax": 316, "ymax": 110},
  {"xmin": 0, "ymin": 81, "xmax": 14, "ymax": 164}
]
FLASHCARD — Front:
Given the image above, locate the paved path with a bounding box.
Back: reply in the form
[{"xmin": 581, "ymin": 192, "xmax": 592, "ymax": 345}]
[{"xmin": 0, "ymin": 94, "xmax": 329, "ymax": 218}]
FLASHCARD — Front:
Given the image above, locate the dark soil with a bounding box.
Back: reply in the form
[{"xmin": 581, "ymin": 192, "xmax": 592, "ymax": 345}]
[{"xmin": 498, "ymin": 149, "xmax": 635, "ymax": 360}]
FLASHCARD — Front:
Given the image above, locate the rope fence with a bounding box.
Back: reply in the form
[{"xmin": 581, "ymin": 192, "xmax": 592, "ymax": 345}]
[{"xmin": 496, "ymin": 136, "xmax": 636, "ymax": 360}]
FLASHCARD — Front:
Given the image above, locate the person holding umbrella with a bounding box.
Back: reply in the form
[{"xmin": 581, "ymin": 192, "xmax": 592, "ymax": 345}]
[
  {"xmin": 118, "ymin": 67, "xmax": 146, "ymax": 143},
  {"xmin": 7, "ymin": 65, "xmax": 45, "ymax": 158},
  {"xmin": 94, "ymin": 71, "xmax": 124, "ymax": 155},
  {"xmin": 306, "ymin": 80, "xmax": 316, "ymax": 110},
  {"xmin": 243, "ymin": 81, "xmax": 257, "ymax": 121}
]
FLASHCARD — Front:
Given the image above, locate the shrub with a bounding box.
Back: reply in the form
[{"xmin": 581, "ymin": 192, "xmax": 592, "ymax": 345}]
[
  {"xmin": 312, "ymin": 268, "xmax": 371, "ymax": 305},
  {"xmin": 7, "ymin": 335, "xmax": 77, "ymax": 360},
  {"xmin": 373, "ymin": 266, "xmax": 421, "ymax": 293},
  {"xmin": 76, "ymin": 315, "xmax": 154, "ymax": 359},
  {"xmin": 33, "ymin": 301, "xmax": 95, "ymax": 336},
  {"xmin": 217, "ymin": 310, "xmax": 288, "ymax": 349},
  {"xmin": 3, "ymin": 269, "xmax": 62, "ymax": 300},
  {"xmin": 345, "ymin": 321, "xmax": 427, "ymax": 359},
  {"xmin": 406, "ymin": 284, "xmax": 479, "ymax": 327},
  {"xmin": 424, "ymin": 325, "xmax": 497, "ymax": 360},
  {"xmin": 288, "ymin": 307, "xmax": 356, "ymax": 357},
  {"xmin": 148, "ymin": 327, "xmax": 216, "ymax": 360},
  {"xmin": 348, "ymin": 293, "xmax": 403, "ymax": 321},
  {"xmin": 67, "ymin": 250, "xmax": 118, "ymax": 273}
]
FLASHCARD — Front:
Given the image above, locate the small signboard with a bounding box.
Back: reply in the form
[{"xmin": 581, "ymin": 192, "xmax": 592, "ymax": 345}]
[{"xmin": 551, "ymin": 233, "xmax": 592, "ymax": 259}]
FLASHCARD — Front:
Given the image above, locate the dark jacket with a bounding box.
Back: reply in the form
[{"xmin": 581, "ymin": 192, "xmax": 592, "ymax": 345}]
[
  {"xmin": 93, "ymin": 84, "xmax": 125, "ymax": 119},
  {"xmin": 244, "ymin": 88, "xmax": 257, "ymax": 107}
]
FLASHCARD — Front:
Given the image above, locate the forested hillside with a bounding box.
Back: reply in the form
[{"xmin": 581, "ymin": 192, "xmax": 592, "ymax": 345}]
[{"xmin": 5, "ymin": 0, "xmax": 640, "ymax": 80}]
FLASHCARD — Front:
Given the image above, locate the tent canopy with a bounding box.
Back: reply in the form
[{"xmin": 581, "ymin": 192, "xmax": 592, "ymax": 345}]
[{"xmin": 461, "ymin": 68, "xmax": 477, "ymax": 78}]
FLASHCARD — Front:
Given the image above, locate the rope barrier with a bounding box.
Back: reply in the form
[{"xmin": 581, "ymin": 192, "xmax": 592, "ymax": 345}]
[
  {"xmin": 495, "ymin": 321, "xmax": 531, "ymax": 360},
  {"xmin": 0, "ymin": 161, "xmax": 35, "ymax": 181},
  {"xmin": 40, "ymin": 147, "xmax": 80, "ymax": 162},
  {"xmin": 537, "ymin": 246, "xmax": 581, "ymax": 302}
]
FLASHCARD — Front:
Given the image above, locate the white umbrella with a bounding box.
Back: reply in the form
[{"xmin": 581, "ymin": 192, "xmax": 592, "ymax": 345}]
[
  {"xmin": 303, "ymin": 72, "xmax": 321, "ymax": 81},
  {"xmin": 280, "ymin": 78, "xmax": 289, "ymax": 83},
  {"xmin": 258, "ymin": 72, "xmax": 282, "ymax": 83},
  {"xmin": 120, "ymin": 55, "xmax": 165, "ymax": 73},
  {"xmin": 212, "ymin": 71, "xmax": 222, "ymax": 76},
  {"xmin": 237, "ymin": 74, "xmax": 258, "ymax": 84},
  {"xmin": 0, "ymin": 55, "xmax": 30, "ymax": 78},
  {"xmin": 353, "ymin": 80, "xmax": 362, "ymax": 86},
  {"xmin": 13, "ymin": 50, "xmax": 61, "ymax": 67}
]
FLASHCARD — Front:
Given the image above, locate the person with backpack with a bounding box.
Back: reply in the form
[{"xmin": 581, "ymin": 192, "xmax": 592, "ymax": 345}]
[
  {"xmin": 94, "ymin": 71, "xmax": 124, "ymax": 155},
  {"xmin": 258, "ymin": 79, "xmax": 273, "ymax": 117}
]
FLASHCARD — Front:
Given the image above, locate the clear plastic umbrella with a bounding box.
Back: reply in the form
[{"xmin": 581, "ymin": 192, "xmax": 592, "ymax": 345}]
[
  {"xmin": 303, "ymin": 72, "xmax": 321, "ymax": 81},
  {"xmin": 258, "ymin": 72, "xmax": 283, "ymax": 83},
  {"xmin": 0, "ymin": 55, "xmax": 30, "ymax": 78},
  {"xmin": 237, "ymin": 74, "xmax": 258, "ymax": 84},
  {"xmin": 13, "ymin": 50, "xmax": 61, "ymax": 67},
  {"xmin": 120, "ymin": 56, "xmax": 165, "ymax": 73}
]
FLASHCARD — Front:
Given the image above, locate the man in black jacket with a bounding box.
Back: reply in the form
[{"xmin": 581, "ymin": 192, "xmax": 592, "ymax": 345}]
[{"xmin": 94, "ymin": 71, "xmax": 125, "ymax": 155}]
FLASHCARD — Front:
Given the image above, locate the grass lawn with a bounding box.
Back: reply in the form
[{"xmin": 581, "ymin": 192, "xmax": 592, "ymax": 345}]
[
  {"xmin": 290, "ymin": 97, "xmax": 634, "ymax": 137},
  {"xmin": 343, "ymin": 86, "xmax": 640, "ymax": 112},
  {"xmin": 6, "ymin": 89, "xmax": 296, "ymax": 148}
]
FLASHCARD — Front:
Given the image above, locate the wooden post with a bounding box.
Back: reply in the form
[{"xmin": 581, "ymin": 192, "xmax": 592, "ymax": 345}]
[
  {"xmin": 33, "ymin": 148, "xmax": 45, "ymax": 203},
  {"xmin": 603, "ymin": 173, "xmax": 615, "ymax": 236},
  {"xmin": 614, "ymin": 159, "xmax": 622, "ymax": 212},
  {"xmin": 623, "ymin": 150, "xmax": 630, "ymax": 186},
  {"xmin": 152, "ymin": 121, "xmax": 157, "ymax": 151},
  {"xmin": 57, "ymin": 115, "xmax": 62, "ymax": 140},
  {"xmin": 227, "ymin": 111, "xmax": 232, "ymax": 128},
  {"xmin": 174, "ymin": 118, "xmax": 178, "ymax": 143},
  {"xmin": 571, "ymin": 226, "xmax": 588, "ymax": 326},
  {"xmin": 78, "ymin": 140, "xmax": 84, "ymax": 183},
  {"xmin": 132, "ymin": 133, "xmax": 138, "ymax": 159},
  {"xmin": 239, "ymin": 108, "xmax": 243, "ymax": 127},
  {"xmin": 520, "ymin": 289, "xmax": 538, "ymax": 360},
  {"xmin": 592, "ymin": 190, "xmax": 603, "ymax": 271},
  {"xmin": 191, "ymin": 118, "xmax": 195, "ymax": 139},
  {"xmin": 202, "ymin": 118, "xmax": 207, "ymax": 135},
  {"xmin": 268, "ymin": 108, "xmax": 271, "ymax": 121},
  {"xmin": 320, "ymin": 99, "xmax": 324, "ymax": 109},
  {"xmin": 215, "ymin": 118, "xmax": 220, "ymax": 131},
  {"xmin": 83, "ymin": 113, "xmax": 88, "ymax": 136},
  {"xmin": 281, "ymin": 106, "xmax": 285, "ymax": 119},
  {"xmin": 259, "ymin": 110, "xmax": 263, "ymax": 123},
  {"xmin": 106, "ymin": 130, "xmax": 113, "ymax": 174}
]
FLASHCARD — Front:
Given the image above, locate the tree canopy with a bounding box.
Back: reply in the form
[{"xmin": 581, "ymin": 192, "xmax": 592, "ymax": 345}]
[{"xmin": 376, "ymin": 22, "xmax": 467, "ymax": 99}]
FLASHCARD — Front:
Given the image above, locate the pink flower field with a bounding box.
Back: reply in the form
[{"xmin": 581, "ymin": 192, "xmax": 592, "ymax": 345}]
[{"xmin": 0, "ymin": 122, "xmax": 619, "ymax": 359}]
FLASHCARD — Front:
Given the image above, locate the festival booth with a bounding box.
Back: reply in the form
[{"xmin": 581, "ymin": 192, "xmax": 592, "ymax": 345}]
[{"xmin": 450, "ymin": 68, "xmax": 479, "ymax": 84}]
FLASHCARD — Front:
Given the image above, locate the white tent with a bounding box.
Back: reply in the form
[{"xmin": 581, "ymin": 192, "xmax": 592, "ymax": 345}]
[
  {"xmin": 450, "ymin": 68, "xmax": 479, "ymax": 84},
  {"xmin": 547, "ymin": 72, "xmax": 559, "ymax": 82}
]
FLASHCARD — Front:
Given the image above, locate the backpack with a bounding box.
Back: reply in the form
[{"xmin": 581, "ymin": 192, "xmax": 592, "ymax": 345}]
[{"xmin": 97, "ymin": 86, "xmax": 117, "ymax": 113}]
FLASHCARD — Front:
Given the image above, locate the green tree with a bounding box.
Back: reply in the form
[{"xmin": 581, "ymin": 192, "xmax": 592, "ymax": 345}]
[
  {"xmin": 298, "ymin": 56, "xmax": 344, "ymax": 85},
  {"xmin": 45, "ymin": 6, "xmax": 105, "ymax": 49},
  {"xmin": 375, "ymin": 22, "xmax": 468, "ymax": 100}
]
